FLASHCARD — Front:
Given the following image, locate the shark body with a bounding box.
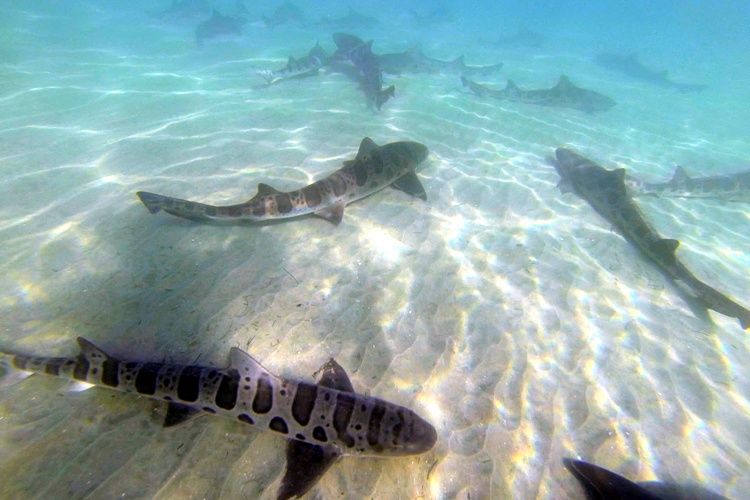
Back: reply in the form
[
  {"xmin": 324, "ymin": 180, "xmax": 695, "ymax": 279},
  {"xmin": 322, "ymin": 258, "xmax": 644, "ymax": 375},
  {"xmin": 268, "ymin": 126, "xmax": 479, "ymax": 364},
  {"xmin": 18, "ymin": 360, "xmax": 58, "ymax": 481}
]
[
  {"xmin": 146, "ymin": 0, "xmax": 211, "ymax": 23},
  {"xmin": 378, "ymin": 48, "xmax": 503, "ymax": 77},
  {"xmin": 195, "ymin": 9, "xmax": 247, "ymax": 46},
  {"xmin": 329, "ymin": 34, "xmax": 395, "ymax": 110},
  {"xmin": 257, "ymin": 42, "xmax": 329, "ymax": 87},
  {"xmin": 564, "ymin": 458, "xmax": 728, "ymax": 500},
  {"xmin": 317, "ymin": 8, "xmax": 379, "ymax": 30},
  {"xmin": 629, "ymin": 166, "xmax": 750, "ymax": 203},
  {"xmin": 462, "ymin": 75, "xmax": 615, "ymax": 113},
  {"xmin": 262, "ymin": 2, "xmax": 306, "ymax": 27},
  {"xmin": 551, "ymin": 148, "xmax": 750, "ymax": 329},
  {"xmin": 137, "ymin": 138, "xmax": 428, "ymax": 225},
  {"xmin": 1, "ymin": 338, "xmax": 436, "ymax": 499},
  {"xmin": 482, "ymin": 27, "xmax": 546, "ymax": 49},
  {"xmin": 595, "ymin": 53, "xmax": 707, "ymax": 92}
]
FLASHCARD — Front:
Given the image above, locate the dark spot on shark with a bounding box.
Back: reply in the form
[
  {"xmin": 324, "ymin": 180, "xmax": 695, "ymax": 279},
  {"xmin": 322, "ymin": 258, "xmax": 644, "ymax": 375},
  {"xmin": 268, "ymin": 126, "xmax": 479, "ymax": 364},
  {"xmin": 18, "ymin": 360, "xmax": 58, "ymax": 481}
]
[
  {"xmin": 313, "ymin": 426, "xmax": 328, "ymax": 442},
  {"xmin": 73, "ymin": 355, "xmax": 90, "ymax": 381},
  {"xmin": 353, "ymin": 161, "xmax": 368, "ymax": 186},
  {"xmin": 134, "ymin": 362, "xmax": 160, "ymax": 395},
  {"xmin": 215, "ymin": 369, "xmax": 239, "ymax": 410},
  {"xmin": 202, "ymin": 406, "xmax": 216, "ymax": 414},
  {"xmin": 302, "ymin": 185, "xmax": 321, "ymax": 207},
  {"xmin": 101, "ymin": 359, "xmax": 119, "ymax": 387},
  {"xmin": 292, "ymin": 382, "xmax": 317, "ymax": 426},
  {"xmin": 367, "ymin": 403, "xmax": 386, "ymax": 448},
  {"xmin": 44, "ymin": 359, "xmax": 62, "ymax": 376},
  {"xmin": 269, "ymin": 416, "xmax": 289, "ymax": 434},
  {"xmin": 253, "ymin": 374, "xmax": 273, "ymax": 414},
  {"xmin": 295, "ymin": 433, "xmax": 306, "ymax": 441},
  {"xmin": 177, "ymin": 365, "xmax": 202, "ymax": 402},
  {"xmin": 238, "ymin": 413, "xmax": 254, "ymax": 425},
  {"xmin": 333, "ymin": 393, "xmax": 356, "ymax": 448},
  {"xmin": 205, "ymin": 207, "xmax": 217, "ymax": 217},
  {"xmin": 252, "ymin": 203, "xmax": 266, "ymax": 217},
  {"xmin": 275, "ymin": 194, "xmax": 293, "ymax": 214},
  {"xmin": 226, "ymin": 206, "xmax": 241, "ymax": 217},
  {"xmin": 330, "ymin": 175, "xmax": 347, "ymax": 197}
]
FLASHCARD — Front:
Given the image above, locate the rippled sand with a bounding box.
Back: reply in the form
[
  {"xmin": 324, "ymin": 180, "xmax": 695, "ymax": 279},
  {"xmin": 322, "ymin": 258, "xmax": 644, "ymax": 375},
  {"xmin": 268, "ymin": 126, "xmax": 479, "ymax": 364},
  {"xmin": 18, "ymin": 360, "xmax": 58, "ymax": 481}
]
[{"xmin": 1, "ymin": 3, "xmax": 750, "ymax": 500}]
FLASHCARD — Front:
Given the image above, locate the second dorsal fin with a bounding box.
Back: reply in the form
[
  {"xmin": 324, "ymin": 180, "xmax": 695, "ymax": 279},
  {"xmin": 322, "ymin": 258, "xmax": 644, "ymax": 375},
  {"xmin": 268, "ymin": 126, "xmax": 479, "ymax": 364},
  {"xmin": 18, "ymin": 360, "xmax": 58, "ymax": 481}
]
[
  {"xmin": 163, "ymin": 402, "xmax": 202, "ymax": 427},
  {"xmin": 229, "ymin": 347, "xmax": 274, "ymax": 378},
  {"xmin": 248, "ymin": 183, "xmax": 282, "ymax": 203}
]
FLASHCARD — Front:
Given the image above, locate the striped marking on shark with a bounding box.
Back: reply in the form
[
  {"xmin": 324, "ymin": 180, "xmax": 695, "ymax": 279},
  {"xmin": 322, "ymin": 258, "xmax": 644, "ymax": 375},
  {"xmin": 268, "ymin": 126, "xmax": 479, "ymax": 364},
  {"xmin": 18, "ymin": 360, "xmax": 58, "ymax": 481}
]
[
  {"xmin": 0, "ymin": 338, "xmax": 437, "ymax": 499},
  {"xmin": 137, "ymin": 137, "xmax": 428, "ymax": 225},
  {"xmin": 551, "ymin": 147, "xmax": 750, "ymax": 330}
]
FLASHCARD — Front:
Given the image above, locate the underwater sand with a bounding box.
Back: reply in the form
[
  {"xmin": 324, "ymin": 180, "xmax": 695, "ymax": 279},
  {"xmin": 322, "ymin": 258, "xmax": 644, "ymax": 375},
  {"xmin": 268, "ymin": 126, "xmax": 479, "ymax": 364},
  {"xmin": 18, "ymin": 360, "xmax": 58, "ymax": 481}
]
[{"xmin": 1, "ymin": 2, "xmax": 750, "ymax": 499}]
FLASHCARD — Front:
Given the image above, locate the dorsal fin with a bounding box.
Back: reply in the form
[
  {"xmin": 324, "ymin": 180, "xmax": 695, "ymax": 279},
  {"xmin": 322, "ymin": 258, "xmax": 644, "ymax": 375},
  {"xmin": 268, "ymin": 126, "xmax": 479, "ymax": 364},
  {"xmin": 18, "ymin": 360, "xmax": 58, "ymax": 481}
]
[
  {"xmin": 452, "ymin": 55, "xmax": 465, "ymax": 65},
  {"xmin": 563, "ymin": 458, "xmax": 657, "ymax": 499},
  {"xmin": 652, "ymin": 238, "xmax": 680, "ymax": 263},
  {"xmin": 316, "ymin": 358, "xmax": 355, "ymax": 392},
  {"xmin": 556, "ymin": 75, "xmax": 573, "ymax": 88},
  {"xmin": 287, "ymin": 55, "xmax": 295, "ymax": 66},
  {"xmin": 670, "ymin": 166, "xmax": 691, "ymax": 184},
  {"xmin": 355, "ymin": 137, "xmax": 379, "ymax": 160},
  {"xmin": 611, "ymin": 168, "xmax": 627, "ymax": 184},
  {"xmin": 229, "ymin": 347, "xmax": 273, "ymax": 378},
  {"xmin": 505, "ymin": 79, "xmax": 519, "ymax": 91},
  {"xmin": 77, "ymin": 337, "xmax": 110, "ymax": 361},
  {"xmin": 163, "ymin": 402, "xmax": 202, "ymax": 427},
  {"xmin": 257, "ymin": 183, "xmax": 281, "ymax": 196}
]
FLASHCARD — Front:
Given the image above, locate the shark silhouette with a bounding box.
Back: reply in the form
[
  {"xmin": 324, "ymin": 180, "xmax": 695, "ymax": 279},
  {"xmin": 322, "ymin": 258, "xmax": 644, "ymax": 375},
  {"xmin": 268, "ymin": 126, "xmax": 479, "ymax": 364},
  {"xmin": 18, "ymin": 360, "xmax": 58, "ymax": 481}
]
[
  {"xmin": 629, "ymin": 166, "xmax": 750, "ymax": 203},
  {"xmin": 551, "ymin": 148, "xmax": 750, "ymax": 330},
  {"xmin": 462, "ymin": 75, "xmax": 615, "ymax": 113},
  {"xmin": 595, "ymin": 53, "xmax": 707, "ymax": 92}
]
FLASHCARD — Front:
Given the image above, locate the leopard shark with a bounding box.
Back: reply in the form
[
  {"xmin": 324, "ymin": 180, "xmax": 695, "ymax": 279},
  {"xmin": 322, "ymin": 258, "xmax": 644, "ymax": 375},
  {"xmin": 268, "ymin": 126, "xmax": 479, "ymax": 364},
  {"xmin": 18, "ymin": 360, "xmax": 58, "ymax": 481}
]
[
  {"xmin": 0, "ymin": 338, "xmax": 437, "ymax": 500},
  {"xmin": 195, "ymin": 9, "xmax": 247, "ymax": 47},
  {"xmin": 256, "ymin": 42, "xmax": 329, "ymax": 87},
  {"xmin": 629, "ymin": 165, "xmax": 750, "ymax": 203},
  {"xmin": 378, "ymin": 48, "xmax": 503, "ymax": 77},
  {"xmin": 462, "ymin": 75, "xmax": 615, "ymax": 113},
  {"xmin": 595, "ymin": 53, "xmax": 707, "ymax": 92},
  {"xmin": 137, "ymin": 137, "xmax": 428, "ymax": 225},
  {"xmin": 551, "ymin": 148, "xmax": 750, "ymax": 330},
  {"xmin": 564, "ymin": 458, "xmax": 727, "ymax": 500},
  {"xmin": 329, "ymin": 33, "xmax": 395, "ymax": 110}
]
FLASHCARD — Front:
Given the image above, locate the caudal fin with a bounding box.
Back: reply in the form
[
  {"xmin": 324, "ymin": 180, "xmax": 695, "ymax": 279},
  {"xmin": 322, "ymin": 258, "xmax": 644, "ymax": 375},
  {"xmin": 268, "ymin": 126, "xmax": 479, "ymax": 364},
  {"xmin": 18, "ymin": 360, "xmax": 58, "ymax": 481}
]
[
  {"xmin": 136, "ymin": 191, "xmax": 165, "ymax": 214},
  {"xmin": 376, "ymin": 85, "xmax": 395, "ymax": 109}
]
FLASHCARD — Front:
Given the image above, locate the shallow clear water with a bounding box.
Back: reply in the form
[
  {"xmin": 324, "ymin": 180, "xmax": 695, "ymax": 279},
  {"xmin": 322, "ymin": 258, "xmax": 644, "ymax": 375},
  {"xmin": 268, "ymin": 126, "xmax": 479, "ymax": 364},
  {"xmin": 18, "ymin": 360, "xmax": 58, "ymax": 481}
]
[{"xmin": 1, "ymin": 1, "xmax": 749, "ymax": 499}]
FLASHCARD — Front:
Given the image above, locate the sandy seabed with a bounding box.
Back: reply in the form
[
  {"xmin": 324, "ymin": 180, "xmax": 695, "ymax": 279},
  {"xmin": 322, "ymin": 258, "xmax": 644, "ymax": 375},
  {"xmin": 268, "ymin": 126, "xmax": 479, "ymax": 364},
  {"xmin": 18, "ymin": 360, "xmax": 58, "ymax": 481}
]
[{"xmin": 1, "ymin": 4, "xmax": 750, "ymax": 499}]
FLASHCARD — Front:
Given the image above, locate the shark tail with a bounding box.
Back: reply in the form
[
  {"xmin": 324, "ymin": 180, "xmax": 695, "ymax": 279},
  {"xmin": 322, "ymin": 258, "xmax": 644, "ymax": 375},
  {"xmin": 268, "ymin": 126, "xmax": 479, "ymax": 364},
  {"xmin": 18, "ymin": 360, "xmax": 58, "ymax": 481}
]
[
  {"xmin": 137, "ymin": 191, "xmax": 166, "ymax": 214},
  {"xmin": 740, "ymin": 311, "xmax": 750, "ymax": 330},
  {"xmin": 461, "ymin": 76, "xmax": 470, "ymax": 87}
]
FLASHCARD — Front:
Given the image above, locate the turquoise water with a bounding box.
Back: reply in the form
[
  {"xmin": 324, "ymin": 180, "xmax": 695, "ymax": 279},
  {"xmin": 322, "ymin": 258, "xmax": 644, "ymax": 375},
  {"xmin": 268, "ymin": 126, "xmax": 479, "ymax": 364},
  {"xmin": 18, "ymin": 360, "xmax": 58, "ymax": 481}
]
[{"xmin": 1, "ymin": 1, "xmax": 749, "ymax": 498}]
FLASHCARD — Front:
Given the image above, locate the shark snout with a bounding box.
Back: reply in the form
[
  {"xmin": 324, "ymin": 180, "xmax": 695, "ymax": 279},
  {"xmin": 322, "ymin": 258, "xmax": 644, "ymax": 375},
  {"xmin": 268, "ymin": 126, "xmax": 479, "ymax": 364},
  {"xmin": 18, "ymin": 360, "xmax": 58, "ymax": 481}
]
[{"xmin": 404, "ymin": 418, "xmax": 437, "ymax": 454}]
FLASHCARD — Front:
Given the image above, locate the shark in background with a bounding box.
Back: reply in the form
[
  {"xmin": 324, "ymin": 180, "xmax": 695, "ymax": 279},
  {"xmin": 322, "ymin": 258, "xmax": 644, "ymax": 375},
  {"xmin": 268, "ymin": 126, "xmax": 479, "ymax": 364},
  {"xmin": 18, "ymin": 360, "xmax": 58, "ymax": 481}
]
[
  {"xmin": 328, "ymin": 33, "xmax": 395, "ymax": 110},
  {"xmin": 481, "ymin": 27, "xmax": 547, "ymax": 49},
  {"xmin": 550, "ymin": 147, "xmax": 750, "ymax": 330},
  {"xmin": 378, "ymin": 47, "xmax": 503, "ymax": 77},
  {"xmin": 595, "ymin": 53, "xmax": 708, "ymax": 92},
  {"xmin": 462, "ymin": 75, "xmax": 615, "ymax": 113},
  {"xmin": 629, "ymin": 165, "xmax": 750, "ymax": 203},
  {"xmin": 317, "ymin": 8, "xmax": 380, "ymax": 30},
  {"xmin": 195, "ymin": 8, "xmax": 247, "ymax": 46},
  {"xmin": 137, "ymin": 138, "xmax": 428, "ymax": 225},
  {"xmin": 146, "ymin": 0, "xmax": 211, "ymax": 24},
  {"xmin": 261, "ymin": 2, "xmax": 306, "ymax": 28},
  {"xmin": 564, "ymin": 458, "xmax": 728, "ymax": 500},
  {"xmin": 256, "ymin": 42, "xmax": 329, "ymax": 87},
  {"xmin": 0, "ymin": 338, "xmax": 437, "ymax": 500}
]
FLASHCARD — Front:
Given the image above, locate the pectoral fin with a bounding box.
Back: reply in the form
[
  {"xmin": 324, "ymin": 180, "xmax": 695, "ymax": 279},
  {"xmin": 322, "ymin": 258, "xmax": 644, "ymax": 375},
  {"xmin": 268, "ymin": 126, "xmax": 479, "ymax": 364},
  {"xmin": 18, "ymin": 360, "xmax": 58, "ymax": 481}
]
[
  {"xmin": 314, "ymin": 203, "xmax": 345, "ymax": 225},
  {"xmin": 277, "ymin": 441, "xmax": 342, "ymax": 500},
  {"xmin": 392, "ymin": 172, "xmax": 427, "ymax": 201},
  {"xmin": 163, "ymin": 402, "xmax": 202, "ymax": 427}
]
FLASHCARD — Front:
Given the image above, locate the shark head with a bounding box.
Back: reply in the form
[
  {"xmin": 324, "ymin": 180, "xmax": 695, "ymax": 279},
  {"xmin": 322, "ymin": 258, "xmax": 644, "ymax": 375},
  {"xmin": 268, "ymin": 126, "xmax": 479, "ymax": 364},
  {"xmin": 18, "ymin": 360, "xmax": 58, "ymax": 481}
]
[
  {"xmin": 381, "ymin": 406, "xmax": 437, "ymax": 456},
  {"xmin": 382, "ymin": 141, "xmax": 429, "ymax": 167}
]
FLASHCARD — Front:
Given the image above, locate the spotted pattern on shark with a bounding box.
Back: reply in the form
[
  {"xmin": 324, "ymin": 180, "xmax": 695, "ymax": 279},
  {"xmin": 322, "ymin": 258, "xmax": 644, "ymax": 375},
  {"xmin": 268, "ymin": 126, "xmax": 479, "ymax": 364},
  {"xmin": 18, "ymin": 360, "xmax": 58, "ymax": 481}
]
[{"xmin": 137, "ymin": 137, "xmax": 429, "ymax": 225}]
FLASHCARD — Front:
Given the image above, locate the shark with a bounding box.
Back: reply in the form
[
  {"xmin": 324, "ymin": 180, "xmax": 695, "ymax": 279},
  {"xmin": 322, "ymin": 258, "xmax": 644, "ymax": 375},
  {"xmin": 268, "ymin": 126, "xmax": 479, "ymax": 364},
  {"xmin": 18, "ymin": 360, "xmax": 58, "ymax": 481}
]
[
  {"xmin": 550, "ymin": 148, "xmax": 750, "ymax": 330},
  {"xmin": 482, "ymin": 27, "xmax": 546, "ymax": 49},
  {"xmin": 629, "ymin": 165, "xmax": 750, "ymax": 203},
  {"xmin": 146, "ymin": 0, "xmax": 211, "ymax": 23},
  {"xmin": 595, "ymin": 53, "xmax": 707, "ymax": 92},
  {"xmin": 329, "ymin": 33, "xmax": 395, "ymax": 110},
  {"xmin": 0, "ymin": 337, "xmax": 437, "ymax": 500},
  {"xmin": 461, "ymin": 75, "xmax": 615, "ymax": 113},
  {"xmin": 137, "ymin": 138, "xmax": 428, "ymax": 225},
  {"xmin": 195, "ymin": 9, "xmax": 247, "ymax": 46},
  {"xmin": 317, "ymin": 8, "xmax": 380, "ymax": 29},
  {"xmin": 262, "ymin": 2, "xmax": 306, "ymax": 28},
  {"xmin": 378, "ymin": 48, "xmax": 503, "ymax": 77},
  {"xmin": 256, "ymin": 42, "xmax": 329, "ymax": 87},
  {"xmin": 564, "ymin": 458, "xmax": 728, "ymax": 500}
]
